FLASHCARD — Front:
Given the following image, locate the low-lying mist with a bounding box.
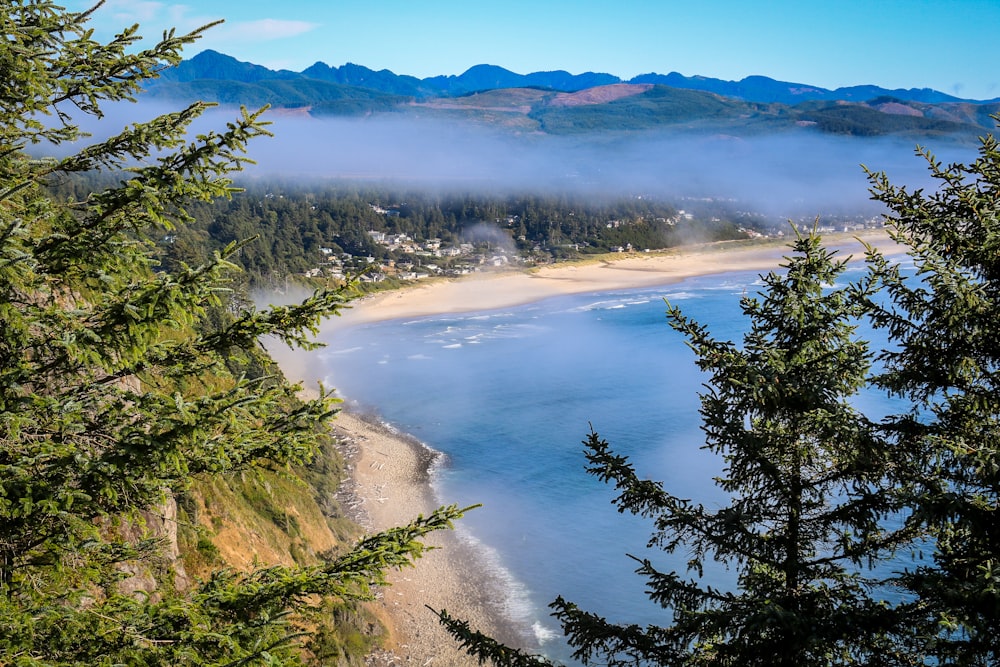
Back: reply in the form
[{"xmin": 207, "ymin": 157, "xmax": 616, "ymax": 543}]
[{"xmin": 75, "ymin": 101, "xmax": 977, "ymax": 217}]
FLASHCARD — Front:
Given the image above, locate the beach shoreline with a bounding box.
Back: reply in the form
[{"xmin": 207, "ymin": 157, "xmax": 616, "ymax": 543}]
[
  {"xmin": 269, "ymin": 231, "xmax": 906, "ymax": 664},
  {"xmin": 326, "ymin": 230, "xmax": 901, "ymax": 330},
  {"xmin": 330, "ymin": 411, "xmax": 532, "ymax": 666}
]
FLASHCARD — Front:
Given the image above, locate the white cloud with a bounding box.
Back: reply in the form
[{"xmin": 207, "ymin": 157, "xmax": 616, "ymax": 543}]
[
  {"xmin": 76, "ymin": 1, "xmax": 223, "ymax": 39},
  {"xmin": 101, "ymin": 0, "xmax": 165, "ymax": 24},
  {"xmin": 221, "ymin": 19, "xmax": 319, "ymax": 42}
]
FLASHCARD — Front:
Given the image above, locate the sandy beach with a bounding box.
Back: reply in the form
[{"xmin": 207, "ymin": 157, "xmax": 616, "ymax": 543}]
[
  {"xmin": 328, "ymin": 230, "xmax": 900, "ymax": 329},
  {"xmin": 270, "ymin": 230, "xmax": 905, "ymax": 665}
]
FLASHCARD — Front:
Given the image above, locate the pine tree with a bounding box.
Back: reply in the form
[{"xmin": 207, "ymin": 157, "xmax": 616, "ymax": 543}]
[
  {"xmin": 863, "ymin": 121, "xmax": 1000, "ymax": 665},
  {"xmin": 0, "ymin": 2, "xmax": 467, "ymax": 664}
]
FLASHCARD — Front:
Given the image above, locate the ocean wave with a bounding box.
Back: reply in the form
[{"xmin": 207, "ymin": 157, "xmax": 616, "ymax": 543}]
[
  {"xmin": 420, "ymin": 460, "xmax": 542, "ymax": 646},
  {"xmin": 569, "ymin": 298, "xmax": 629, "ymax": 312},
  {"xmin": 485, "ymin": 323, "xmax": 547, "ymax": 339},
  {"xmin": 406, "ymin": 322, "xmax": 549, "ymax": 348},
  {"xmin": 321, "ymin": 346, "xmax": 364, "ymax": 356},
  {"xmin": 409, "ymin": 311, "xmax": 518, "ymax": 329},
  {"xmin": 445, "ymin": 523, "xmax": 540, "ymax": 639},
  {"xmin": 532, "ymin": 621, "xmax": 560, "ymax": 645},
  {"xmin": 464, "ymin": 311, "xmax": 516, "ymax": 322}
]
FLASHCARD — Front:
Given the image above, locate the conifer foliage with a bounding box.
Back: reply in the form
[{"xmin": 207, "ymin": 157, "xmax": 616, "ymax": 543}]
[
  {"xmin": 863, "ymin": 130, "xmax": 1000, "ymax": 665},
  {"xmin": 0, "ymin": 2, "xmax": 466, "ymax": 664}
]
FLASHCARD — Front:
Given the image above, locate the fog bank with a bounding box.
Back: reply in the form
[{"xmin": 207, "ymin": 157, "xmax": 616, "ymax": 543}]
[{"xmin": 73, "ymin": 102, "xmax": 979, "ymax": 216}]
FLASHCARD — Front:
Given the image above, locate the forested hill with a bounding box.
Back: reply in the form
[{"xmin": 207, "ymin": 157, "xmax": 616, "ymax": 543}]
[
  {"xmin": 158, "ymin": 50, "xmax": 995, "ymax": 104},
  {"xmin": 160, "ymin": 184, "xmax": 750, "ymax": 288},
  {"xmin": 139, "ymin": 49, "xmax": 1000, "ymax": 140},
  {"xmin": 50, "ymin": 172, "xmax": 883, "ymax": 294}
]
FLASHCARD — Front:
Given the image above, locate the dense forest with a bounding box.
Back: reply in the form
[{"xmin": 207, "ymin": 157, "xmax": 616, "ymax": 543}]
[{"xmin": 49, "ymin": 173, "xmax": 761, "ymax": 288}]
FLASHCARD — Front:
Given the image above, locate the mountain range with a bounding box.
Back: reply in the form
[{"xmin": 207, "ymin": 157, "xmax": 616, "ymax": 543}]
[{"xmin": 143, "ymin": 50, "xmax": 1000, "ymax": 140}]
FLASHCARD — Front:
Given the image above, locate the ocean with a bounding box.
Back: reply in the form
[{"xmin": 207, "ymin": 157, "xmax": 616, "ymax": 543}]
[{"xmin": 314, "ymin": 261, "xmax": 900, "ymax": 664}]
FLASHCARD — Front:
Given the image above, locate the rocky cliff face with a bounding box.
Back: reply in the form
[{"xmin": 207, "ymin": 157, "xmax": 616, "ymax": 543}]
[{"xmin": 115, "ymin": 495, "xmax": 190, "ymax": 598}]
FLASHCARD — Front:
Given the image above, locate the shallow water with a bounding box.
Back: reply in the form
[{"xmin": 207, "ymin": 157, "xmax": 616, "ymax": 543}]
[{"xmin": 316, "ymin": 261, "xmax": 900, "ymax": 663}]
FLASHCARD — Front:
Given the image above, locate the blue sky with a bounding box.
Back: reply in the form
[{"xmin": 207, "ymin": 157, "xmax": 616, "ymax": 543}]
[{"xmin": 68, "ymin": 0, "xmax": 1000, "ymax": 100}]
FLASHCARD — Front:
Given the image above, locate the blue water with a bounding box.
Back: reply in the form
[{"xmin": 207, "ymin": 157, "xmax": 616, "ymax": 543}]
[{"xmin": 313, "ymin": 262, "xmax": 899, "ymax": 663}]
